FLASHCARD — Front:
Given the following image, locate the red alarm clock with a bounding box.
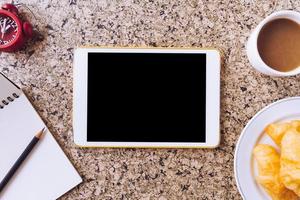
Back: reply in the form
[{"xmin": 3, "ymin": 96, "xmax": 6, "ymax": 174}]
[{"xmin": 0, "ymin": 3, "xmax": 33, "ymax": 52}]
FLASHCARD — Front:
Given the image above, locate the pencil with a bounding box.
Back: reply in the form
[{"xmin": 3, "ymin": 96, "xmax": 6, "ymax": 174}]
[{"xmin": 0, "ymin": 128, "xmax": 45, "ymax": 193}]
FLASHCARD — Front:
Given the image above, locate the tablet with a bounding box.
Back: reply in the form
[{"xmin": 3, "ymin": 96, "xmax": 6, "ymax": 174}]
[{"xmin": 73, "ymin": 48, "xmax": 220, "ymax": 148}]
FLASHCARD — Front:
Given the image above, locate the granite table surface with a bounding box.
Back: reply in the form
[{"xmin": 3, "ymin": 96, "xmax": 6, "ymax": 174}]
[{"xmin": 0, "ymin": 0, "xmax": 300, "ymax": 199}]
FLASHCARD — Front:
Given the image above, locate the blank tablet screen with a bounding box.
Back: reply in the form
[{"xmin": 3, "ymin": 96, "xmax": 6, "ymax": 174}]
[{"xmin": 87, "ymin": 52, "xmax": 206, "ymax": 142}]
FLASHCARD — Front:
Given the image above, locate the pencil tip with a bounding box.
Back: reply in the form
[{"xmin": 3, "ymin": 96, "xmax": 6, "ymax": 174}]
[{"xmin": 36, "ymin": 128, "xmax": 46, "ymax": 139}]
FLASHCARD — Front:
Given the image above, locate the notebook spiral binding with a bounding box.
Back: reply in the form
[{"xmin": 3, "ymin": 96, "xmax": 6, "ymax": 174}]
[{"xmin": 0, "ymin": 93, "xmax": 19, "ymax": 109}]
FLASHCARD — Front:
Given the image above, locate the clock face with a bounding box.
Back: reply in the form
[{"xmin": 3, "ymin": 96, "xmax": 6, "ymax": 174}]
[{"xmin": 0, "ymin": 14, "xmax": 18, "ymax": 46}]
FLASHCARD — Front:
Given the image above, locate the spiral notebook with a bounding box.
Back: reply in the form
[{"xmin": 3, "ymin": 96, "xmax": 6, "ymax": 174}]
[{"xmin": 0, "ymin": 73, "xmax": 82, "ymax": 200}]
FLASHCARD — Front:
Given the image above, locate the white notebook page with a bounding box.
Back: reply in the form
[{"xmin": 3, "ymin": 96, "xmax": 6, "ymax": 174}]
[{"xmin": 0, "ymin": 94, "xmax": 82, "ymax": 200}]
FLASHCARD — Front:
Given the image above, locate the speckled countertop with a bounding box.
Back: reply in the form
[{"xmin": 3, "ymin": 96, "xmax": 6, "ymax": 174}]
[{"xmin": 1, "ymin": 0, "xmax": 300, "ymax": 199}]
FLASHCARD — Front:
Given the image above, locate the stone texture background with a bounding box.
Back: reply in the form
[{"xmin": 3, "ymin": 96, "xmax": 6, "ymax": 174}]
[{"xmin": 0, "ymin": 0, "xmax": 300, "ymax": 199}]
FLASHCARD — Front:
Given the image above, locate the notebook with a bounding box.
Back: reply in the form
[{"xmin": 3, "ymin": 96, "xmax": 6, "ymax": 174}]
[{"xmin": 0, "ymin": 73, "xmax": 82, "ymax": 200}]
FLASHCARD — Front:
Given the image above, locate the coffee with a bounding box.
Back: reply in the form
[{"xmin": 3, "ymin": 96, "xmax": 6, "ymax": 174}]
[{"xmin": 257, "ymin": 18, "xmax": 300, "ymax": 72}]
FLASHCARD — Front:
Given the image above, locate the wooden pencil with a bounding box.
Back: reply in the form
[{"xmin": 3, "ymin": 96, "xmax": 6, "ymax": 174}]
[{"xmin": 0, "ymin": 128, "xmax": 45, "ymax": 193}]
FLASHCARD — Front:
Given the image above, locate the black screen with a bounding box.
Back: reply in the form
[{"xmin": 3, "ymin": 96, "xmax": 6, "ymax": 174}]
[{"xmin": 87, "ymin": 52, "xmax": 206, "ymax": 142}]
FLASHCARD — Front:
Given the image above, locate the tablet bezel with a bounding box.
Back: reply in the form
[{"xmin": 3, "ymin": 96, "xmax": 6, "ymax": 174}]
[{"xmin": 73, "ymin": 48, "xmax": 220, "ymax": 148}]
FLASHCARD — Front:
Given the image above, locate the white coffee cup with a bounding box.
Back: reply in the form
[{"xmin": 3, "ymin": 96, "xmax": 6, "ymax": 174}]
[{"xmin": 246, "ymin": 10, "xmax": 300, "ymax": 76}]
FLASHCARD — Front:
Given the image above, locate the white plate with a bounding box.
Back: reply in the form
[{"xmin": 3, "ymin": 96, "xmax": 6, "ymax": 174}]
[{"xmin": 234, "ymin": 97, "xmax": 300, "ymax": 200}]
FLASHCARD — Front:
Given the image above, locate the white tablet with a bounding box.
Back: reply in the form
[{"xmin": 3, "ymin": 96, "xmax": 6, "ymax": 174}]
[{"xmin": 73, "ymin": 48, "xmax": 220, "ymax": 148}]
